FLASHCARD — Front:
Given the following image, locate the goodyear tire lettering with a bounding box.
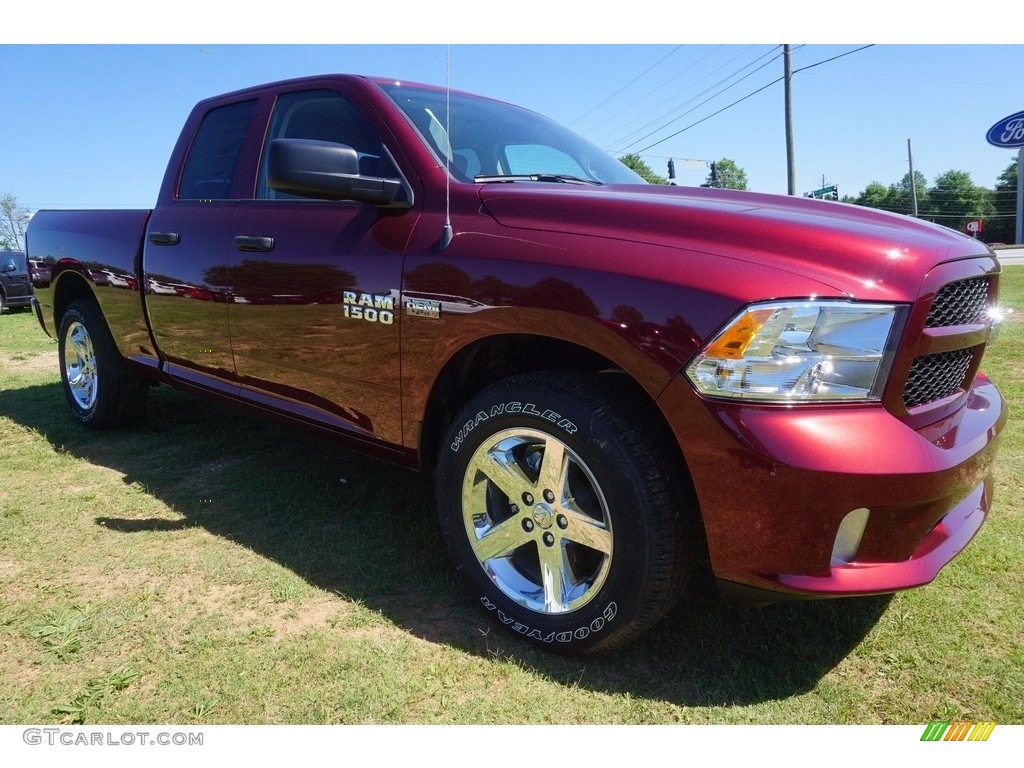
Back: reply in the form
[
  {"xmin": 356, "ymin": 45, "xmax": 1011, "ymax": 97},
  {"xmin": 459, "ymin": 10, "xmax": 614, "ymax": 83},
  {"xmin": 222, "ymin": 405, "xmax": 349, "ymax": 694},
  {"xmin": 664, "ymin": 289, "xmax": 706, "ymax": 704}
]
[{"xmin": 478, "ymin": 596, "xmax": 618, "ymax": 644}]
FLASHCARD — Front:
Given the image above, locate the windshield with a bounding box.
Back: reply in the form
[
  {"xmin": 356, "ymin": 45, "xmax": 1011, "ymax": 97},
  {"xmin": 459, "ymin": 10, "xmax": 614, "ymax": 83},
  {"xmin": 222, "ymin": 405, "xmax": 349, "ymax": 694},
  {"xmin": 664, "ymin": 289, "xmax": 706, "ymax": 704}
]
[{"xmin": 379, "ymin": 82, "xmax": 645, "ymax": 185}]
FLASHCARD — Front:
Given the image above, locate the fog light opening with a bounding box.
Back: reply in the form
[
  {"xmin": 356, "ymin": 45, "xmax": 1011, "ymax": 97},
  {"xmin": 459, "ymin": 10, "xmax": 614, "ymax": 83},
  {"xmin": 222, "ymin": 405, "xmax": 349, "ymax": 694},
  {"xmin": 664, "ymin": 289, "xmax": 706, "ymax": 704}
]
[{"xmin": 831, "ymin": 507, "xmax": 871, "ymax": 566}]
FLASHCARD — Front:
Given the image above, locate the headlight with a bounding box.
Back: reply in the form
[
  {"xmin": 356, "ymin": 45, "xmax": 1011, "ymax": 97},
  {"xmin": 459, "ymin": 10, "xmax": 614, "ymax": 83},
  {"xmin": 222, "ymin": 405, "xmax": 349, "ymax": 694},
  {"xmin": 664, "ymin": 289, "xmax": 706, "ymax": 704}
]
[{"xmin": 685, "ymin": 300, "xmax": 905, "ymax": 402}]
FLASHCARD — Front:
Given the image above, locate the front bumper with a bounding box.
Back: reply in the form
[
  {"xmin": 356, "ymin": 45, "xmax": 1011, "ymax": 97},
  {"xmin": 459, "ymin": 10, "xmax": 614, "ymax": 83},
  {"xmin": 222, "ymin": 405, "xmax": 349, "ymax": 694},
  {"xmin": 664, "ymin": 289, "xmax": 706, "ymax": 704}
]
[{"xmin": 658, "ymin": 372, "xmax": 1005, "ymax": 600}]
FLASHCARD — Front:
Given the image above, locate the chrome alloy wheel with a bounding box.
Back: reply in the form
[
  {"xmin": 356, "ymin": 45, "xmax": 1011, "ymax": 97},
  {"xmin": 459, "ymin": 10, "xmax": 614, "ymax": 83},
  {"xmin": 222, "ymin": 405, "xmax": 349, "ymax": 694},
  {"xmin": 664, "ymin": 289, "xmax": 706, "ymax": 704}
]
[
  {"xmin": 64, "ymin": 320, "xmax": 98, "ymax": 410},
  {"xmin": 460, "ymin": 427, "xmax": 613, "ymax": 614}
]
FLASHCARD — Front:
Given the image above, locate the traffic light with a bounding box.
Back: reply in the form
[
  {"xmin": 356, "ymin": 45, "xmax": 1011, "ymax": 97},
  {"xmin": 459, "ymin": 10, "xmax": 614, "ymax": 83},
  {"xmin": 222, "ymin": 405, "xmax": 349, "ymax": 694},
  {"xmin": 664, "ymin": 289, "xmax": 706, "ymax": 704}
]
[
  {"xmin": 830, "ymin": 185, "xmax": 838, "ymax": 200},
  {"xmin": 667, "ymin": 159, "xmax": 676, "ymax": 180},
  {"xmin": 710, "ymin": 162, "xmax": 718, "ymax": 186}
]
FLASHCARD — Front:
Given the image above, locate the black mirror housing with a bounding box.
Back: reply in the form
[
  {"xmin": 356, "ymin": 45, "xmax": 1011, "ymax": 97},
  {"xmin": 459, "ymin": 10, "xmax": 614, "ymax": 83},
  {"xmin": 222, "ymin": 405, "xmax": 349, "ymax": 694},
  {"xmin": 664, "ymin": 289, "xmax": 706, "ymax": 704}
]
[{"xmin": 268, "ymin": 138, "xmax": 408, "ymax": 206}]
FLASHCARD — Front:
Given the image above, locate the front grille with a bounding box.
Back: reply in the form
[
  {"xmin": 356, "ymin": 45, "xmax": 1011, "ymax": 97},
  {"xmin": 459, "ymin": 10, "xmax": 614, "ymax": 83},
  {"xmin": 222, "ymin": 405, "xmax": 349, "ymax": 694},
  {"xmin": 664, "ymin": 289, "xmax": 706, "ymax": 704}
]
[
  {"xmin": 902, "ymin": 276, "xmax": 991, "ymax": 410},
  {"xmin": 903, "ymin": 348, "xmax": 975, "ymax": 409},
  {"xmin": 925, "ymin": 277, "xmax": 990, "ymax": 327}
]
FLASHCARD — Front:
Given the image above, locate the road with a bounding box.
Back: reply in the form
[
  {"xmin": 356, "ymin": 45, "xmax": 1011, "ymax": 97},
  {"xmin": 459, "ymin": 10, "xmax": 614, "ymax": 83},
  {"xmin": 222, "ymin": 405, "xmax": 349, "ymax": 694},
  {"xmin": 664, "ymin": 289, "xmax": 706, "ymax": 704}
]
[{"xmin": 996, "ymin": 250, "xmax": 1024, "ymax": 266}]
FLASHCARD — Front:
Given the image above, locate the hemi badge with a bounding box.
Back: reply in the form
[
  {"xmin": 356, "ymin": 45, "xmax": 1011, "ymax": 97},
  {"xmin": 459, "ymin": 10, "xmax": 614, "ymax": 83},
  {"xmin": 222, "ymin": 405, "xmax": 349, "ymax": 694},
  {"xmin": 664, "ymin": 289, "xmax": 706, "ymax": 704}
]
[{"xmin": 405, "ymin": 298, "xmax": 441, "ymax": 319}]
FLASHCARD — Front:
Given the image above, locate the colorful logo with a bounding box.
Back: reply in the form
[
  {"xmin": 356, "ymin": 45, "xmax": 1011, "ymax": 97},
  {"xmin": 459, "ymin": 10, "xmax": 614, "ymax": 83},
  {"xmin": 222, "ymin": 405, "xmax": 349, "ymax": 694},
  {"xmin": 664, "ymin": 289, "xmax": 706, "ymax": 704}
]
[{"xmin": 921, "ymin": 721, "xmax": 996, "ymax": 742}]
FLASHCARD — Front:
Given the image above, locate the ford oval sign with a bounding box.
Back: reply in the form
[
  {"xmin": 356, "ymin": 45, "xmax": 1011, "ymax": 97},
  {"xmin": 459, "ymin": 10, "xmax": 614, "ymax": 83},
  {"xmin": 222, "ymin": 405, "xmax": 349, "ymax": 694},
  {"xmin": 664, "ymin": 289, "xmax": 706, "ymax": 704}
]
[{"xmin": 986, "ymin": 110, "xmax": 1024, "ymax": 148}]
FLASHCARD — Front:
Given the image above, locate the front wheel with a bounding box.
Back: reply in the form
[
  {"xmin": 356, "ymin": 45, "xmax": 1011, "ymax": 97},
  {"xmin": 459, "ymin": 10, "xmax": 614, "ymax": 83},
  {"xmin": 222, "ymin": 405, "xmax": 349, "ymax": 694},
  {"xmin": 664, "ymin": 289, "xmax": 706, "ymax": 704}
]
[
  {"xmin": 58, "ymin": 299, "xmax": 148, "ymax": 428},
  {"xmin": 436, "ymin": 371, "xmax": 696, "ymax": 654}
]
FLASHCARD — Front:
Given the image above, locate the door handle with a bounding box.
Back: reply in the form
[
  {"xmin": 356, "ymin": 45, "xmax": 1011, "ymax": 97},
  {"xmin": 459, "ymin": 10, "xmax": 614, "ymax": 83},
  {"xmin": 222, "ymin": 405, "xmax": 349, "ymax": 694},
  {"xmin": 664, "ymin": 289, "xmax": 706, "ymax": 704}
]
[
  {"xmin": 148, "ymin": 231, "xmax": 180, "ymax": 246},
  {"xmin": 233, "ymin": 235, "xmax": 275, "ymax": 253}
]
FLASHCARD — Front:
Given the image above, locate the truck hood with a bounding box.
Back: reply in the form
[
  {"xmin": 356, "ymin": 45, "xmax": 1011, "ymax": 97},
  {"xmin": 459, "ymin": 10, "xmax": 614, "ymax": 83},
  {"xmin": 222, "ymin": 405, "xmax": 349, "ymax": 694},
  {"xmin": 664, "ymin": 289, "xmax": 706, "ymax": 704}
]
[{"xmin": 477, "ymin": 183, "xmax": 995, "ymax": 301}]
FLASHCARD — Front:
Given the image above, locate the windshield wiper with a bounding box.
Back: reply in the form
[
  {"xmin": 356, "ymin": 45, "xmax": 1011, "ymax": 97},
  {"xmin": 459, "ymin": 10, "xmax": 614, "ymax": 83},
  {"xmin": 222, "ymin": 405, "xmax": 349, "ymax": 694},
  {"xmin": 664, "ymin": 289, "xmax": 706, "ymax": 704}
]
[{"xmin": 473, "ymin": 174, "xmax": 602, "ymax": 186}]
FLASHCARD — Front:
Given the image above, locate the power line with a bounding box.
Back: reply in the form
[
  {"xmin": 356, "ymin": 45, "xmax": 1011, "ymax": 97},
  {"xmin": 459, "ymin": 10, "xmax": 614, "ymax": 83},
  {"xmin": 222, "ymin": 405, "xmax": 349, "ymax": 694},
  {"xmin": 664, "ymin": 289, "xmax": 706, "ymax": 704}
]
[
  {"xmin": 630, "ymin": 75, "xmax": 783, "ymax": 154},
  {"xmin": 791, "ymin": 45, "xmax": 875, "ymax": 75},
  {"xmin": 836, "ymin": 159, "xmax": 907, "ymax": 186},
  {"xmin": 592, "ymin": 45, "xmax": 770, "ymax": 146},
  {"xmin": 568, "ymin": 45, "xmax": 685, "ymax": 128},
  {"xmin": 926, "ymin": 213, "xmax": 1016, "ymax": 219},
  {"xmin": 613, "ymin": 47, "xmax": 785, "ymax": 155},
  {"xmin": 627, "ymin": 45, "xmax": 876, "ymax": 155},
  {"xmin": 584, "ymin": 46, "xmax": 731, "ymax": 141}
]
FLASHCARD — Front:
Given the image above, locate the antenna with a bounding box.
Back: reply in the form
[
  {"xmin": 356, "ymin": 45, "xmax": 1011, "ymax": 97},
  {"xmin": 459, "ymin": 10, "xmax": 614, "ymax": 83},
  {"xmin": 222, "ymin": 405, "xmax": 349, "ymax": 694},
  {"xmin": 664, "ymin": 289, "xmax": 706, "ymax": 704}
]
[{"xmin": 439, "ymin": 44, "xmax": 454, "ymax": 251}]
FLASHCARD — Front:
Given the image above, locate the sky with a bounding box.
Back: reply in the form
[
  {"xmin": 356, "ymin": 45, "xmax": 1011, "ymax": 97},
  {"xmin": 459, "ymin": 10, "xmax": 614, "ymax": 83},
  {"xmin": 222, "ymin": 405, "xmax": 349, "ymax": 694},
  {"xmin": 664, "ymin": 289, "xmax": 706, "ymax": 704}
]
[{"xmin": 2, "ymin": 4, "xmax": 1023, "ymax": 214}]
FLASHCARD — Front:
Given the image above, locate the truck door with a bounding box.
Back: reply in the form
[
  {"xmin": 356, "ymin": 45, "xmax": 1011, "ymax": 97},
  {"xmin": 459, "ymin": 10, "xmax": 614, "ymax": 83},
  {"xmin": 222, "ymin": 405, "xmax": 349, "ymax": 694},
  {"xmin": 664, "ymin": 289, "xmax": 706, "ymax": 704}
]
[
  {"xmin": 227, "ymin": 88, "xmax": 418, "ymax": 447},
  {"xmin": 144, "ymin": 99, "xmax": 257, "ymax": 396}
]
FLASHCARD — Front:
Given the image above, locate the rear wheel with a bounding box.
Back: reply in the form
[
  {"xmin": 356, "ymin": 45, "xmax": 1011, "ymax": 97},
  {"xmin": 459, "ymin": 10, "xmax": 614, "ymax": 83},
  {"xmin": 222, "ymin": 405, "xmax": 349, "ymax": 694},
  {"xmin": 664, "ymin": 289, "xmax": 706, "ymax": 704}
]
[
  {"xmin": 436, "ymin": 371, "xmax": 696, "ymax": 654},
  {"xmin": 58, "ymin": 299, "xmax": 148, "ymax": 428}
]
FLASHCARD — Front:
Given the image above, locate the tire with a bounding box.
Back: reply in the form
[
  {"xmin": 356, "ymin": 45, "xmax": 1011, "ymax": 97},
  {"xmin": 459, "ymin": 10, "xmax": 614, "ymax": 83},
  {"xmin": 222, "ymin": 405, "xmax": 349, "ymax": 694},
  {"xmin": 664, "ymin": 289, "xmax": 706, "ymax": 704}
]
[
  {"xmin": 0, "ymin": 292, "xmax": 6, "ymax": 315},
  {"xmin": 58, "ymin": 298, "xmax": 148, "ymax": 428},
  {"xmin": 436, "ymin": 371, "xmax": 696, "ymax": 654}
]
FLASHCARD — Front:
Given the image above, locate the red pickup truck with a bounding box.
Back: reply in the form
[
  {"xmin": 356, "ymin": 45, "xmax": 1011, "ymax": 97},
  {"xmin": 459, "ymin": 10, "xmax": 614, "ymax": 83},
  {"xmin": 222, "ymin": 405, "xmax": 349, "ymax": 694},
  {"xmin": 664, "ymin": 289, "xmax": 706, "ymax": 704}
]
[{"xmin": 27, "ymin": 74, "xmax": 1006, "ymax": 654}]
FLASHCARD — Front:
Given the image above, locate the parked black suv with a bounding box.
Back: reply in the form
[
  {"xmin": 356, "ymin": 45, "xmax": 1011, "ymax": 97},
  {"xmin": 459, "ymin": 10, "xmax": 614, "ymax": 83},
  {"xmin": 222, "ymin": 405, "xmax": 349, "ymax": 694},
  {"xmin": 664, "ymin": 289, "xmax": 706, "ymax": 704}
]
[{"xmin": 0, "ymin": 250, "xmax": 33, "ymax": 314}]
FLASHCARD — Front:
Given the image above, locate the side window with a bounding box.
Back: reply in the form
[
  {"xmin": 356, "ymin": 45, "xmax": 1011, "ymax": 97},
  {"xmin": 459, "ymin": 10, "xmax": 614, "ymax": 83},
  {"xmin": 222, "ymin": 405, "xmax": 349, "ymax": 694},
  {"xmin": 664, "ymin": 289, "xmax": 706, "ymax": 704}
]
[
  {"xmin": 1, "ymin": 252, "xmax": 19, "ymax": 272},
  {"xmin": 178, "ymin": 100, "xmax": 256, "ymax": 200},
  {"xmin": 258, "ymin": 90, "xmax": 397, "ymax": 200}
]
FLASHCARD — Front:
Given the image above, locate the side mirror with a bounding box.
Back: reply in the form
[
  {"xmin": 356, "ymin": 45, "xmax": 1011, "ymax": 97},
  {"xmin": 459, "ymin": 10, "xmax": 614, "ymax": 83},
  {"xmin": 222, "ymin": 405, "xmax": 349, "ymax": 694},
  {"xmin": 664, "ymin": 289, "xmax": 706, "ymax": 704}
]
[
  {"xmin": 1, "ymin": 262, "xmax": 17, "ymax": 273},
  {"xmin": 268, "ymin": 138, "xmax": 409, "ymax": 207}
]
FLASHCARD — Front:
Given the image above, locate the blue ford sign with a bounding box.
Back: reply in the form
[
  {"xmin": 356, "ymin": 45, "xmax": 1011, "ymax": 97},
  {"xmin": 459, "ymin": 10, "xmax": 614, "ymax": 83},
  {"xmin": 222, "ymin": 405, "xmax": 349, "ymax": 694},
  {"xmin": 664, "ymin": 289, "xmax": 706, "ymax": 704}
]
[{"xmin": 986, "ymin": 110, "xmax": 1024, "ymax": 148}]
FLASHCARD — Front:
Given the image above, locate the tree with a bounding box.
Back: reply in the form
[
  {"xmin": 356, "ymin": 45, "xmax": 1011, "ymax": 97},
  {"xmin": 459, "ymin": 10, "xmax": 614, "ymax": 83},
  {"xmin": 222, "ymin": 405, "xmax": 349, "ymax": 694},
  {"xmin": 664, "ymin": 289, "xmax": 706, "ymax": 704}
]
[
  {"xmin": 851, "ymin": 172, "xmax": 929, "ymax": 217},
  {"xmin": 986, "ymin": 161, "xmax": 1018, "ymax": 244},
  {"xmin": 618, "ymin": 153, "xmax": 667, "ymax": 185},
  {"xmin": 702, "ymin": 158, "xmax": 748, "ymax": 190},
  {"xmin": 0, "ymin": 193, "xmax": 30, "ymax": 252},
  {"xmin": 854, "ymin": 181, "xmax": 893, "ymax": 211},
  {"xmin": 928, "ymin": 170, "xmax": 993, "ymax": 235},
  {"xmin": 889, "ymin": 171, "xmax": 930, "ymax": 217}
]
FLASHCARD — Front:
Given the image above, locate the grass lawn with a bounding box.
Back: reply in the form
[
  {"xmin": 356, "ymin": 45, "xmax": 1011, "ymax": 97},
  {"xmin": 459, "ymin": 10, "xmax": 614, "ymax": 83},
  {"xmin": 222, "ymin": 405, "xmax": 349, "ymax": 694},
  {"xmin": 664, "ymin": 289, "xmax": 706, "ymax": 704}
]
[{"xmin": 0, "ymin": 269, "xmax": 1022, "ymax": 725}]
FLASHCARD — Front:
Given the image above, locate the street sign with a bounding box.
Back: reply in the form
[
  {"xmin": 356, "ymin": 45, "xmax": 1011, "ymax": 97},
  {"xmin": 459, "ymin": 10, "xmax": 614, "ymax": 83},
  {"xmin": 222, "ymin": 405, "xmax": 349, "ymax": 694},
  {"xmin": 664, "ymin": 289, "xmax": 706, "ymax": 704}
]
[
  {"xmin": 966, "ymin": 220, "xmax": 983, "ymax": 234},
  {"xmin": 808, "ymin": 185, "xmax": 838, "ymax": 200},
  {"xmin": 986, "ymin": 110, "xmax": 1024, "ymax": 148}
]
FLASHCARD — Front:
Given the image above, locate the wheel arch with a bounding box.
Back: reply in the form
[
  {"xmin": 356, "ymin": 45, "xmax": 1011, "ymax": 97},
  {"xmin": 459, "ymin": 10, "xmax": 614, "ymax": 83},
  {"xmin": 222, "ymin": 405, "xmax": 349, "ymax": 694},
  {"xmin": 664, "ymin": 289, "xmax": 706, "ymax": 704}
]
[
  {"xmin": 52, "ymin": 269, "xmax": 99, "ymax": 331},
  {"xmin": 416, "ymin": 332, "xmax": 688, "ymax": 484}
]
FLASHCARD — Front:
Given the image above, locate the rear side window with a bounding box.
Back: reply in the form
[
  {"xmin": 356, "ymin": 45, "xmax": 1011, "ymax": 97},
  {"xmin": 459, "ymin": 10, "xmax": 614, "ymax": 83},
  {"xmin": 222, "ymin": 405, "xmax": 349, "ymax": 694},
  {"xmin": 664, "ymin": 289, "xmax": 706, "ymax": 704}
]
[{"xmin": 178, "ymin": 100, "xmax": 256, "ymax": 200}]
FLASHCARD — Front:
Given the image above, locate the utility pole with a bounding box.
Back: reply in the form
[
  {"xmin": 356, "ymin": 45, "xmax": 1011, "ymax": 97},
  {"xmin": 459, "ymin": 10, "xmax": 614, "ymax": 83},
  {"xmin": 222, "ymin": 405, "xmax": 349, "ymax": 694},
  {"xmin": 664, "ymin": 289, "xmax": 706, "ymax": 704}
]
[
  {"xmin": 784, "ymin": 45, "xmax": 795, "ymax": 195},
  {"xmin": 907, "ymin": 139, "xmax": 919, "ymax": 217},
  {"xmin": 1017, "ymin": 147, "xmax": 1023, "ymax": 244}
]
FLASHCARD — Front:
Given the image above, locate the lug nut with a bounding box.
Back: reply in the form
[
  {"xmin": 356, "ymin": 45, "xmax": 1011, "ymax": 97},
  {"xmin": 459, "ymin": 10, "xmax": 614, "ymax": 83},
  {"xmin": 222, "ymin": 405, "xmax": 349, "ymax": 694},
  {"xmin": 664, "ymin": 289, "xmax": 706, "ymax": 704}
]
[
  {"xmin": 543, "ymin": 489, "xmax": 555, "ymax": 503},
  {"xmin": 557, "ymin": 515, "xmax": 568, "ymax": 529},
  {"xmin": 522, "ymin": 518, "xmax": 534, "ymax": 532},
  {"xmin": 522, "ymin": 492, "xmax": 534, "ymax": 506},
  {"xmin": 543, "ymin": 532, "xmax": 555, "ymax": 547}
]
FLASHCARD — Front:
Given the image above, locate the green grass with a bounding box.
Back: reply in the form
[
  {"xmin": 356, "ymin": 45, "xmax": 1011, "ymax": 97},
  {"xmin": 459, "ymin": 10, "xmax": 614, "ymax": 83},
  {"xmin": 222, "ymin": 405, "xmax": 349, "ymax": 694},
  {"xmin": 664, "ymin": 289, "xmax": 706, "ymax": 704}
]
[{"xmin": 1, "ymin": 271, "xmax": 1022, "ymax": 725}]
